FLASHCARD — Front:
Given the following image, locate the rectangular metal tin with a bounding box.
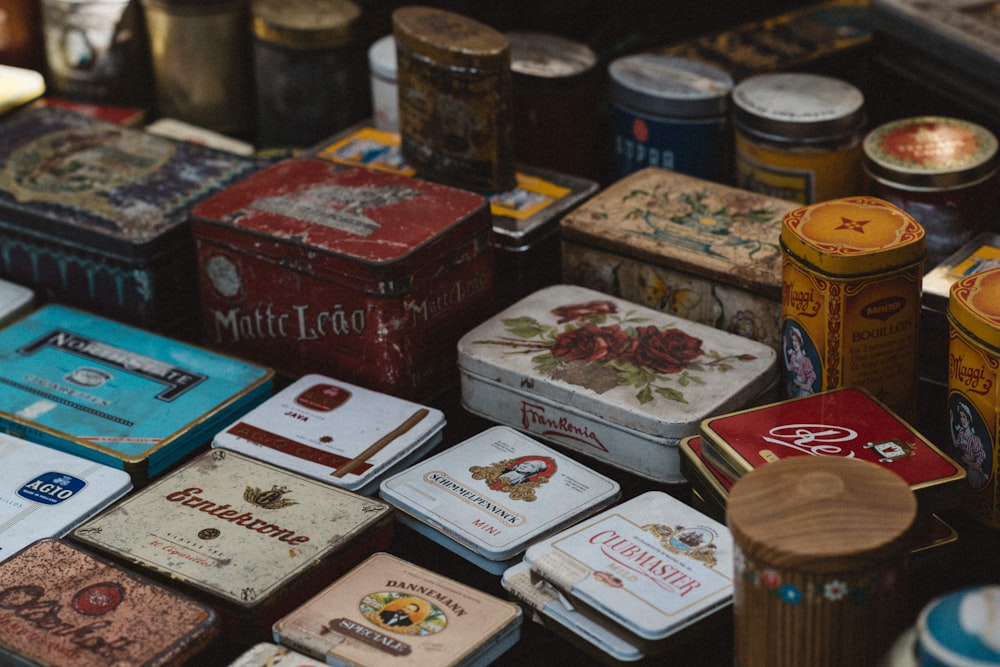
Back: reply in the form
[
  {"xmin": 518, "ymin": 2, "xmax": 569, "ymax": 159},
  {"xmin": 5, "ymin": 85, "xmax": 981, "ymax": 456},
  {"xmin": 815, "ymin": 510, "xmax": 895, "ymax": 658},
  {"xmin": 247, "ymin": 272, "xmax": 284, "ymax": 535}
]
[
  {"xmin": 0, "ymin": 277, "xmax": 32, "ymax": 327},
  {"xmin": 378, "ymin": 425, "xmax": 621, "ymax": 572},
  {"xmin": 213, "ymin": 373, "xmax": 445, "ymax": 494},
  {"xmin": 227, "ymin": 643, "xmax": 328, "ymax": 667},
  {"xmin": 70, "ymin": 449, "xmax": 394, "ymax": 645},
  {"xmin": 0, "ymin": 304, "xmax": 273, "ymax": 485},
  {"xmin": 457, "ymin": 284, "xmax": 779, "ymax": 483},
  {"xmin": 560, "ymin": 167, "xmax": 799, "ymax": 352},
  {"xmin": 0, "ymin": 538, "xmax": 218, "ymax": 667},
  {"xmin": 272, "ymin": 551, "xmax": 522, "ymax": 667}
]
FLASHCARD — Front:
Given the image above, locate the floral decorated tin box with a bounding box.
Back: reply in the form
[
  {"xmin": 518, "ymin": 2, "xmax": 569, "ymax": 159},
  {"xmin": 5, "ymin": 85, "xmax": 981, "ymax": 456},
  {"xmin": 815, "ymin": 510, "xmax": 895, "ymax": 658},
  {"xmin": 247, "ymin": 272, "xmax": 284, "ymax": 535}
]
[
  {"xmin": 379, "ymin": 425, "xmax": 621, "ymax": 574},
  {"xmin": 560, "ymin": 167, "xmax": 799, "ymax": 352},
  {"xmin": 457, "ymin": 284, "xmax": 779, "ymax": 483},
  {"xmin": 272, "ymin": 552, "xmax": 522, "ymax": 667}
]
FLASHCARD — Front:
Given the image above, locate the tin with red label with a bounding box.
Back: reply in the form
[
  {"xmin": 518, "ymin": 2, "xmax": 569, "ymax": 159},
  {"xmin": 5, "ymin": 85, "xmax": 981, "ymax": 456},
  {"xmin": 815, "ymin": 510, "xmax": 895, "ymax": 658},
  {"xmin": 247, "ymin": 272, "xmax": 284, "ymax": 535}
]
[{"xmin": 191, "ymin": 158, "xmax": 495, "ymax": 401}]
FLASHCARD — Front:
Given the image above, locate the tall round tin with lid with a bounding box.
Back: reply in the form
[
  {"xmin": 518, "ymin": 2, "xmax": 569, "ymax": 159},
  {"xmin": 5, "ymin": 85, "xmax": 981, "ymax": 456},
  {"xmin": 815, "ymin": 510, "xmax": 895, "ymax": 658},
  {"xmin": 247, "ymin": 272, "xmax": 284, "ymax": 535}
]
[
  {"xmin": 780, "ymin": 196, "xmax": 925, "ymax": 420},
  {"xmin": 863, "ymin": 116, "xmax": 999, "ymax": 269},
  {"xmin": 947, "ymin": 266, "xmax": 1000, "ymax": 528},
  {"xmin": 609, "ymin": 53, "xmax": 733, "ymax": 183},
  {"xmin": 727, "ymin": 456, "xmax": 918, "ymax": 667},
  {"xmin": 732, "ymin": 72, "xmax": 866, "ymax": 204},
  {"xmin": 392, "ymin": 5, "xmax": 515, "ymax": 193}
]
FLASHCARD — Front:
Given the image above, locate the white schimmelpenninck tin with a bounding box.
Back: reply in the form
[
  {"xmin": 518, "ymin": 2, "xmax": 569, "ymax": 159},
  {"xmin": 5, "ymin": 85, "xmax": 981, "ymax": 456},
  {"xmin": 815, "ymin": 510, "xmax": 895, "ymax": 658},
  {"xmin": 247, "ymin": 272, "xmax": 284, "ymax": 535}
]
[
  {"xmin": 213, "ymin": 373, "xmax": 445, "ymax": 495},
  {"xmin": 457, "ymin": 284, "xmax": 779, "ymax": 483},
  {"xmin": 272, "ymin": 552, "xmax": 523, "ymax": 667},
  {"xmin": 379, "ymin": 425, "xmax": 621, "ymax": 574}
]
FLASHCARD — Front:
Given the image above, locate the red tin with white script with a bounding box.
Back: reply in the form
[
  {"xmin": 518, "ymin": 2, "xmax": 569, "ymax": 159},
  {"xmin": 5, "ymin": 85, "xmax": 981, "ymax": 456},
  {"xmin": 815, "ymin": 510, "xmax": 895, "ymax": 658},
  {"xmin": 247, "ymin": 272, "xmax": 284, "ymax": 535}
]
[{"xmin": 191, "ymin": 158, "xmax": 495, "ymax": 401}]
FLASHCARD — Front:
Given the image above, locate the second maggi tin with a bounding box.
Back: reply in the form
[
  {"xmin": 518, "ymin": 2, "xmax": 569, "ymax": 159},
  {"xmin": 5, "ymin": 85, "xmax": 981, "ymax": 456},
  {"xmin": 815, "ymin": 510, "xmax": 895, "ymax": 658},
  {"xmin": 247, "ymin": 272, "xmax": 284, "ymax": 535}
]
[{"xmin": 780, "ymin": 196, "xmax": 925, "ymax": 419}]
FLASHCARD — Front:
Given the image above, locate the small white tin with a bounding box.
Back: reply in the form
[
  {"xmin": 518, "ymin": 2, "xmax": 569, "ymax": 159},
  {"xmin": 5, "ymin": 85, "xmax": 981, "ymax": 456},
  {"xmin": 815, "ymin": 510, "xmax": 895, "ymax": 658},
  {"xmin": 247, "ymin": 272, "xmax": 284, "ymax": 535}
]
[
  {"xmin": 523, "ymin": 490, "xmax": 734, "ymax": 654},
  {"xmin": 0, "ymin": 277, "xmax": 32, "ymax": 328},
  {"xmin": 379, "ymin": 425, "xmax": 620, "ymax": 574},
  {"xmin": 213, "ymin": 373, "xmax": 445, "ymax": 495},
  {"xmin": 228, "ymin": 642, "xmax": 328, "ymax": 666},
  {"xmin": 457, "ymin": 284, "xmax": 779, "ymax": 482},
  {"xmin": 0, "ymin": 431, "xmax": 132, "ymax": 563}
]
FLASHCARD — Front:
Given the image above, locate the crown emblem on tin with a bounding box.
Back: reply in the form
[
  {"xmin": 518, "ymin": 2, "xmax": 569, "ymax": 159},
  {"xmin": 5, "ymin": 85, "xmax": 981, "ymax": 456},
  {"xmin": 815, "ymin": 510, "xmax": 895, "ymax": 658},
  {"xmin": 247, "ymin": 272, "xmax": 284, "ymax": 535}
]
[
  {"xmin": 469, "ymin": 456, "xmax": 556, "ymax": 502},
  {"xmin": 864, "ymin": 438, "xmax": 915, "ymax": 463},
  {"xmin": 642, "ymin": 523, "xmax": 720, "ymax": 568},
  {"xmin": 244, "ymin": 484, "xmax": 299, "ymax": 509}
]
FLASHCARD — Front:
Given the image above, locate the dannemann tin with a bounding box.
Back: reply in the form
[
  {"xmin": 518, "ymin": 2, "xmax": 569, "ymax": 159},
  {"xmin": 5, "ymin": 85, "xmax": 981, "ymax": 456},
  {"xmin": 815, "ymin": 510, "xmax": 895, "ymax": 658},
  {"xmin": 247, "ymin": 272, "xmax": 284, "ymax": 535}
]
[{"xmin": 780, "ymin": 196, "xmax": 925, "ymax": 419}]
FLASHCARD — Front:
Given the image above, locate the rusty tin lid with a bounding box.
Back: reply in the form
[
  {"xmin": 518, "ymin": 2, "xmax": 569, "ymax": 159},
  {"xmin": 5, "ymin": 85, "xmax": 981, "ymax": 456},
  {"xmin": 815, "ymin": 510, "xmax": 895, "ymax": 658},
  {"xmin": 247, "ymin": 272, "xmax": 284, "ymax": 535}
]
[
  {"xmin": 608, "ymin": 53, "xmax": 733, "ymax": 119},
  {"xmin": 507, "ymin": 31, "xmax": 597, "ymax": 83},
  {"xmin": 392, "ymin": 6, "xmax": 509, "ymax": 72},
  {"xmin": 949, "ymin": 265, "xmax": 1000, "ymax": 351},
  {"xmin": 252, "ymin": 0, "xmax": 361, "ymax": 47}
]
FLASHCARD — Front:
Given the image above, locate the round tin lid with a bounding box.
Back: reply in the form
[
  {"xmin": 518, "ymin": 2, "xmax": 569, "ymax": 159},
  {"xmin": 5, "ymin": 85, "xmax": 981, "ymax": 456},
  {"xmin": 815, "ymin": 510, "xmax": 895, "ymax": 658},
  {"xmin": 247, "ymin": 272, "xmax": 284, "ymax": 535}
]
[
  {"xmin": 864, "ymin": 116, "xmax": 999, "ymax": 190},
  {"xmin": 780, "ymin": 196, "xmax": 926, "ymax": 276},
  {"xmin": 948, "ymin": 266, "xmax": 1000, "ymax": 350},
  {"xmin": 917, "ymin": 586, "xmax": 1000, "ymax": 666},
  {"xmin": 731, "ymin": 72, "xmax": 865, "ymax": 143},
  {"xmin": 726, "ymin": 456, "xmax": 917, "ymax": 574},
  {"xmin": 252, "ymin": 0, "xmax": 360, "ymax": 47},
  {"xmin": 368, "ymin": 33, "xmax": 397, "ymax": 80},
  {"xmin": 506, "ymin": 31, "xmax": 597, "ymax": 81},
  {"xmin": 608, "ymin": 53, "xmax": 733, "ymax": 118},
  {"xmin": 391, "ymin": 6, "xmax": 509, "ymax": 71}
]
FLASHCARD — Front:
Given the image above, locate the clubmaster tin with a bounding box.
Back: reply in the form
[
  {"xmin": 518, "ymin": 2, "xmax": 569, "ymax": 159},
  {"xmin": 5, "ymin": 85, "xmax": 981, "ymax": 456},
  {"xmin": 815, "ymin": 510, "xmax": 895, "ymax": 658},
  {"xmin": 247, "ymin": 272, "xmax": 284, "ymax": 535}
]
[
  {"xmin": 560, "ymin": 167, "xmax": 799, "ymax": 352},
  {"xmin": 213, "ymin": 373, "xmax": 445, "ymax": 495},
  {"xmin": 523, "ymin": 490, "xmax": 734, "ymax": 654},
  {"xmin": 71, "ymin": 449, "xmax": 393, "ymax": 646},
  {"xmin": 0, "ymin": 538, "xmax": 218, "ymax": 666},
  {"xmin": 699, "ymin": 387, "xmax": 966, "ymax": 515},
  {"xmin": 191, "ymin": 158, "xmax": 495, "ymax": 401},
  {"xmin": 457, "ymin": 284, "xmax": 779, "ymax": 483},
  {"xmin": 228, "ymin": 642, "xmax": 328, "ymax": 667},
  {"xmin": 0, "ymin": 432, "xmax": 132, "ymax": 564},
  {"xmin": 272, "ymin": 551, "xmax": 522, "ymax": 666},
  {"xmin": 0, "ymin": 106, "xmax": 257, "ymax": 335},
  {"xmin": 0, "ymin": 303, "xmax": 273, "ymax": 485},
  {"xmin": 378, "ymin": 425, "xmax": 621, "ymax": 574}
]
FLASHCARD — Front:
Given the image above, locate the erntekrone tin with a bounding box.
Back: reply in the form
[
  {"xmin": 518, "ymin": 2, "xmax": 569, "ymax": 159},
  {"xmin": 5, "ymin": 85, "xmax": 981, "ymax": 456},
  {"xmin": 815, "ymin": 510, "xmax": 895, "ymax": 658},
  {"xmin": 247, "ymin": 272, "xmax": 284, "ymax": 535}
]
[{"xmin": 780, "ymin": 196, "xmax": 925, "ymax": 419}]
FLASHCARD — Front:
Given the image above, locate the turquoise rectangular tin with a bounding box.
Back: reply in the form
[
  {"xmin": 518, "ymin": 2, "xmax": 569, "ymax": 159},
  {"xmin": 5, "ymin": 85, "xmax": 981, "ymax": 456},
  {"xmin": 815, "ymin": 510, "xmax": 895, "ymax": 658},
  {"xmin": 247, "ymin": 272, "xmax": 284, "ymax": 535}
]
[{"xmin": 0, "ymin": 303, "xmax": 273, "ymax": 484}]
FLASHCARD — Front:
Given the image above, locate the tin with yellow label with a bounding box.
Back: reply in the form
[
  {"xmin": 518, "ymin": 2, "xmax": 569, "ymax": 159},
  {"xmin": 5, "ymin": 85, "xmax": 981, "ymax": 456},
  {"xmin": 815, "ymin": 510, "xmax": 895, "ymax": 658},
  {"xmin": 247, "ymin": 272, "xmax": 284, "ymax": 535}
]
[{"xmin": 780, "ymin": 196, "xmax": 925, "ymax": 420}]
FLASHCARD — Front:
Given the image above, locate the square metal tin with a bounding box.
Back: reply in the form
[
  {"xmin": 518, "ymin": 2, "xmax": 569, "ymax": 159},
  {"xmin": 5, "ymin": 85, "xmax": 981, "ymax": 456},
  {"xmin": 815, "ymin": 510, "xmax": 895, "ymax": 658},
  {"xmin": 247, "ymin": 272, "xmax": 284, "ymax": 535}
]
[
  {"xmin": 457, "ymin": 284, "xmax": 779, "ymax": 483},
  {"xmin": 213, "ymin": 373, "xmax": 445, "ymax": 494},
  {"xmin": 272, "ymin": 551, "xmax": 522, "ymax": 667},
  {"xmin": 70, "ymin": 449, "xmax": 394, "ymax": 645},
  {"xmin": 0, "ymin": 304, "xmax": 273, "ymax": 485},
  {"xmin": 379, "ymin": 425, "xmax": 621, "ymax": 573},
  {"xmin": 0, "ymin": 538, "xmax": 218, "ymax": 667}
]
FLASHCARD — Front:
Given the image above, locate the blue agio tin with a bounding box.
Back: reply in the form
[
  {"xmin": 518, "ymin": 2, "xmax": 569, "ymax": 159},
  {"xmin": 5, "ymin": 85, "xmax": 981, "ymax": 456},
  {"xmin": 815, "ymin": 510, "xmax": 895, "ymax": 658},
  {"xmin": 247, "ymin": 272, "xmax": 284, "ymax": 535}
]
[{"xmin": 609, "ymin": 53, "xmax": 733, "ymax": 183}]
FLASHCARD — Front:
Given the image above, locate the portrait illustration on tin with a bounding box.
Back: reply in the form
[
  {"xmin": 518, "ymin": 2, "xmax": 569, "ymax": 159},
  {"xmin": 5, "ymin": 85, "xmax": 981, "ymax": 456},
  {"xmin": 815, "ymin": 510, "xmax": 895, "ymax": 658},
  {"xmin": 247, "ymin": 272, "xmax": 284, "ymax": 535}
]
[
  {"xmin": 469, "ymin": 455, "xmax": 556, "ymax": 502},
  {"xmin": 949, "ymin": 397, "xmax": 991, "ymax": 490},
  {"xmin": 783, "ymin": 322, "xmax": 820, "ymax": 397},
  {"xmin": 358, "ymin": 592, "xmax": 447, "ymax": 636}
]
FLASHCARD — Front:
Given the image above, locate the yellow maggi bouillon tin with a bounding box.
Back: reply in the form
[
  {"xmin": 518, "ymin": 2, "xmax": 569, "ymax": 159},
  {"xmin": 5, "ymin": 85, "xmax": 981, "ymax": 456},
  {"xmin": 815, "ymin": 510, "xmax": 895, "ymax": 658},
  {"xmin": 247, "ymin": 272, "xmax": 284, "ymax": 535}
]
[
  {"xmin": 947, "ymin": 266, "xmax": 1000, "ymax": 528},
  {"xmin": 780, "ymin": 196, "xmax": 925, "ymax": 420}
]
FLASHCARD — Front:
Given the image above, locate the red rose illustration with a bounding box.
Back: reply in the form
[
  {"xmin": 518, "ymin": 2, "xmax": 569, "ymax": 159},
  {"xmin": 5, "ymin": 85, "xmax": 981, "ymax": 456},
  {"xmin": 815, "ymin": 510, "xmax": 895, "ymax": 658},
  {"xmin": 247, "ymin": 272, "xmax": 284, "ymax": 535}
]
[
  {"xmin": 551, "ymin": 300, "xmax": 618, "ymax": 324},
  {"xmin": 625, "ymin": 326, "xmax": 704, "ymax": 374},
  {"xmin": 550, "ymin": 324, "xmax": 630, "ymax": 362}
]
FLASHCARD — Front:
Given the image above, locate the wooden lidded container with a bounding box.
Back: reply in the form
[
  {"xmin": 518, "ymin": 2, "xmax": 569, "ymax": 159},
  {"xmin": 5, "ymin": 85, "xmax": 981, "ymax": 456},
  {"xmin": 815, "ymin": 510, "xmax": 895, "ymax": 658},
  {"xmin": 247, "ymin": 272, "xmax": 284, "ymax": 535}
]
[{"xmin": 727, "ymin": 456, "xmax": 918, "ymax": 667}]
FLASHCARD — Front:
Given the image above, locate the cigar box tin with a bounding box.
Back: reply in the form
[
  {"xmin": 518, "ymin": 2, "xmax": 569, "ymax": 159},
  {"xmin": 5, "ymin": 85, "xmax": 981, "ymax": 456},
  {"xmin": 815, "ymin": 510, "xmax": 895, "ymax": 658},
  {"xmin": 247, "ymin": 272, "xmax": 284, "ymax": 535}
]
[
  {"xmin": 522, "ymin": 490, "xmax": 734, "ymax": 653},
  {"xmin": 560, "ymin": 167, "xmax": 799, "ymax": 352},
  {"xmin": 0, "ymin": 432, "xmax": 132, "ymax": 563},
  {"xmin": 457, "ymin": 284, "xmax": 779, "ymax": 483},
  {"xmin": 0, "ymin": 538, "xmax": 218, "ymax": 666},
  {"xmin": 379, "ymin": 425, "xmax": 621, "ymax": 574},
  {"xmin": 272, "ymin": 552, "xmax": 522, "ymax": 667},
  {"xmin": 228, "ymin": 642, "xmax": 328, "ymax": 667},
  {"xmin": 0, "ymin": 106, "xmax": 257, "ymax": 335},
  {"xmin": 699, "ymin": 387, "xmax": 966, "ymax": 514},
  {"xmin": 70, "ymin": 449, "xmax": 394, "ymax": 645},
  {"xmin": 0, "ymin": 304, "xmax": 273, "ymax": 485},
  {"xmin": 213, "ymin": 373, "xmax": 445, "ymax": 495},
  {"xmin": 191, "ymin": 158, "xmax": 495, "ymax": 401},
  {"xmin": 0, "ymin": 276, "xmax": 32, "ymax": 327}
]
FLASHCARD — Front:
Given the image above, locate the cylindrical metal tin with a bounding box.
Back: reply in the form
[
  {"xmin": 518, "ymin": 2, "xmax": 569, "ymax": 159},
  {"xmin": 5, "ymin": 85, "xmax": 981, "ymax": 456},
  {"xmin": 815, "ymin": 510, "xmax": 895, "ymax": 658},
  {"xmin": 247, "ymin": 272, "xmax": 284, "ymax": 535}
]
[
  {"xmin": 251, "ymin": 0, "xmax": 366, "ymax": 148},
  {"xmin": 732, "ymin": 72, "xmax": 866, "ymax": 204},
  {"xmin": 727, "ymin": 456, "xmax": 918, "ymax": 667},
  {"xmin": 780, "ymin": 196, "xmax": 925, "ymax": 420},
  {"xmin": 609, "ymin": 53, "xmax": 733, "ymax": 183},
  {"xmin": 947, "ymin": 266, "xmax": 1000, "ymax": 528},
  {"xmin": 916, "ymin": 586, "xmax": 1000, "ymax": 666},
  {"xmin": 368, "ymin": 33, "xmax": 398, "ymax": 130},
  {"xmin": 863, "ymin": 115, "xmax": 1000, "ymax": 270},
  {"xmin": 392, "ymin": 6, "xmax": 515, "ymax": 193}
]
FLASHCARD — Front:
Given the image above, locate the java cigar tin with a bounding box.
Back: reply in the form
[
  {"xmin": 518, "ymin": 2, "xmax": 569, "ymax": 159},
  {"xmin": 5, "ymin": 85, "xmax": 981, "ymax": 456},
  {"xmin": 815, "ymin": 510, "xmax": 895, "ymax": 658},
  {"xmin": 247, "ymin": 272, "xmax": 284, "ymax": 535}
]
[
  {"xmin": 228, "ymin": 642, "xmax": 328, "ymax": 667},
  {"xmin": 0, "ymin": 538, "xmax": 218, "ymax": 666},
  {"xmin": 379, "ymin": 425, "xmax": 621, "ymax": 574},
  {"xmin": 699, "ymin": 387, "xmax": 966, "ymax": 515},
  {"xmin": 70, "ymin": 449, "xmax": 394, "ymax": 645},
  {"xmin": 272, "ymin": 551, "xmax": 523, "ymax": 666},
  {"xmin": 191, "ymin": 158, "xmax": 495, "ymax": 401},
  {"xmin": 560, "ymin": 166, "xmax": 799, "ymax": 352},
  {"xmin": 916, "ymin": 585, "xmax": 1000, "ymax": 667},
  {"xmin": 523, "ymin": 490, "xmax": 734, "ymax": 654},
  {"xmin": 457, "ymin": 284, "xmax": 779, "ymax": 483},
  {"xmin": 213, "ymin": 373, "xmax": 445, "ymax": 495},
  {"xmin": 0, "ymin": 304, "xmax": 273, "ymax": 485},
  {"xmin": 0, "ymin": 106, "xmax": 257, "ymax": 335},
  {"xmin": 0, "ymin": 277, "xmax": 32, "ymax": 327}
]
